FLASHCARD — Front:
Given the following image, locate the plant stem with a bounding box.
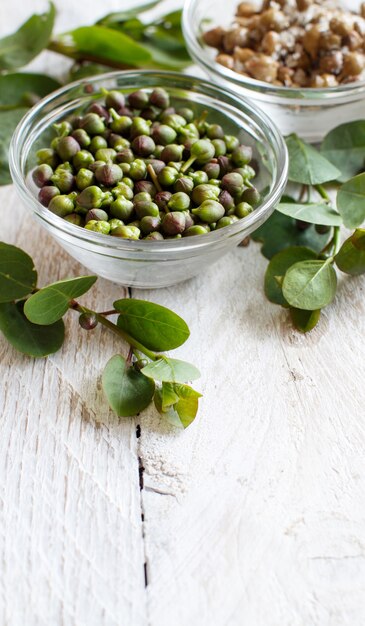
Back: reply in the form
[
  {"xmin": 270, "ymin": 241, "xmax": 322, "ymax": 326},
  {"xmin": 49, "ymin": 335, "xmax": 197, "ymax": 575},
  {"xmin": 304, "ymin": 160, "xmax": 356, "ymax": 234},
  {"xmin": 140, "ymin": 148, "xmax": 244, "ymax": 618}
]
[
  {"xmin": 70, "ymin": 300, "xmax": 158, "ymax": 361},
  {"xmin": 315, "ymin": 184, "xmax": 331, "ymax": 203},
  {"xmin": 332, "ymin": 226, "xmax": 341, "ymax": 256},
  {"xmin": 98, "ymin": 309, "xmax": 118, "ymax": 316},
  {"xmin": 147, "ymin": 164, "xmax": 162, "ymax": 193},
  {"xmin": 180, "ymin": 155, "xmax": 196, "ymax": 173}
]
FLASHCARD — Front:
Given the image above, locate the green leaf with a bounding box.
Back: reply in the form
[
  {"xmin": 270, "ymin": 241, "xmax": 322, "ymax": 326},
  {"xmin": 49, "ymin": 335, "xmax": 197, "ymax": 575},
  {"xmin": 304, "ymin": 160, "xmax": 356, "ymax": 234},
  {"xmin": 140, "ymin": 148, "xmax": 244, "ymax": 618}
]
[
  {"xmin": 282, "ymin": 260, "xmax": 337, "ymax": 310},
  {"xmin": 142, "ymin": 357, "xmax": 200, "ymax": 383},
  {"xmin": 337, "ymin": 173, "xmax": 365, "ymax": 228},
  {"xmin": 0, "ymin": 73, "xmax": 60, "ymax": 109},
  {"xmin": 0, "ymin": 2, "xmax": 55, "ymax": 71},
  {"xmin": 277, "ymin": 202, "xmax": 342, "ymax": 226},
  {"xmin": 155, "ymin": 382, "xmax": 202, "ymax": 429},
  {"xmin": 321, "ymin": 121, "xmax": 365, "ymax": 183},
  {"xmin": 286, "ymin": 134, "xmax": 340, "ymax": 185},
  {"xmin": 0, "ymin": 107, "xmax": 28, "ymax": 185},
  {"xmin": 51, "ymin": 26, "xmax": 151, "ymax": 66},
  {"xmin": 0, "ymin": 242, "xmax": 37, "ymax": 302},
  {"xmin": 0, "ymin": 300, "xmax": 64, "ymax": 357},
  {"xmin": 265, "ymin": 246, "xmax": 317, "ymax": 306},
  {"xmin": 335, "ymin": 229, "xmax": 365, "ymax": 275},
  {"xmin": 114, "ymin": 299, "xmax": 190, "ymax": 352},
  {"xmin": 24, "ymin": 276, "xmax": 97, "ymax": 325},
  {"xmin": 97, "ymin": 1, "xmax": 161, "ymax": 26},
  {"xmin": 252, "ymin": 211, "xmax": 332, "ymax": 259},
  {"xmin": 102, "ymin": 354, "xmax": 155, "ymax": 417},
  {"xmin": 289, "ymin": 308, "xmax": 321, "ymax": 333}
]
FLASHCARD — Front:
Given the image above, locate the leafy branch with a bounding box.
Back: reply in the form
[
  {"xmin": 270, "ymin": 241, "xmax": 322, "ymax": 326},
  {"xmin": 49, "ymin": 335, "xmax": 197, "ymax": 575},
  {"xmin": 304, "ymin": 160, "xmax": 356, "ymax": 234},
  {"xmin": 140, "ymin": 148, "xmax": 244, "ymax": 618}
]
[
  {"xmin": 0, "ymin": 242, "xmax": 201, "ymax": 428},
  {"xmin": 253, "ymin": 127, "xmax": 365, "ymax": 333},
  {"xmin": 0, "ymin": 1, "xmax": 190, "ymax": 185}
]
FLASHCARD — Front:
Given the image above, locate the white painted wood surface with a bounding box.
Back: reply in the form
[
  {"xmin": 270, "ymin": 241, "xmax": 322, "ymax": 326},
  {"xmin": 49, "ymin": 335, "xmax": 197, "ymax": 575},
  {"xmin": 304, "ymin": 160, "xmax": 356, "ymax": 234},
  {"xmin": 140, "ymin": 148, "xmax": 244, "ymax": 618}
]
[{"xmin": 1, "ymin": 2, "xmax": 365, "ymax": 625}]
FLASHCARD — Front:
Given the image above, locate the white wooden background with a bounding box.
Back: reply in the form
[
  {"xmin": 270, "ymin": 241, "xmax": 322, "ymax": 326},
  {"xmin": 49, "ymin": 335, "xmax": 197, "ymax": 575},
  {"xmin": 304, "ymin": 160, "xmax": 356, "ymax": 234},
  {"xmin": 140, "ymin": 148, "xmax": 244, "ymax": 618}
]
[{"xmin": 1, "ymin": 1, "xmax": 365, "ymax": 625}]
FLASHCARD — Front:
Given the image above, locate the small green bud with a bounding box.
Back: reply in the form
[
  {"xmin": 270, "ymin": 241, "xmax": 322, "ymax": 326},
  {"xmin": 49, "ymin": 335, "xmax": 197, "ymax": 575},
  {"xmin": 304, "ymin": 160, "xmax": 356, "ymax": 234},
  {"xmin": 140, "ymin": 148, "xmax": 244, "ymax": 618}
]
[
  {"xmin": 109, "ymin": 218, "xmax": 124, "ymax": 232},
  {"xmin": 235, "ymin": 202, "xmax": 253, "ymax": 218},
  {"xmin": 50, "ymin": 169, "xmax": 74, "ymax": 193},
  {"xmin": 104, "ymin": 89, "xmax": 125, "ymax": 110},
  {"xmin": 73, "ymin": 150, "xmax": 94, "ymax": 170},
  {"xmin": 161, "ymin": 144, "xmax": 184, "ymax": 163},
  {"xmin": 111, "ymin": 225, "xmax": 141, "ymax": 239},
  {"xmin": 221, "ymin": 172, "xmax": 244, "ymax": 195},
  {"xmin": 129, "ymin": 159, "xmax": 147, "ymax": 181},
  {"xmin": 110, "ymin": 196, "xmax": 134, "ymax": 220},
  {"xmin": 192, "ymin": 183, "xmax": 220, "ymax": 205},
  {"xmin": 183, "ymin": 225, "xmax": 210, "ymax": 236},
  {"xmin": 241, "ymin": 187, "xmax": 261, "ymax": 207},
  {"xmin": 224, "ymin": 135, "xmax": 240, "ymax": 152},
  {"xmin": 77, "ymin": 185, "xmax": 105, "ymax": 209},
  {"xmin": 85, "ymin": 208, "xmax": 109, "ymax": 223},
  {"xmin": 38, "ymin": 186, "xmax": 60, "ymax": 207},
  {"xmin": 36, "ymin": 148, "xmax": 58, "ymax": 168},
  {"xmin": 112, "ymin": 182, "xmax": 134, "ymax": 200},
  {"xmin": 157, "ymin": 166, "xmax": 179, "ymax": 187},
  {"xmin": 168, "ymin": 192, "xmax": 190, "ymax": 211},
  {"xmin": 130, "ymin": 117, "xmax": 151, "ymax": 139},
  {"xmin": 216, "ymin": 215, "xmax": 239, "ymax": 229},
  {"xmin": 206, "ymin": 124, "xmax": 225, "ymax": 140},
  {"xmin": 211, "ymin": 139, "xmax": 226, "ymax": 157},
  {"xmin": 80, "ymin": 113, "xmax": 105, "ymax": 135},
  {"xmin": 192, "ymin": 200, "xmax": 225, "ymax": 223},
  {"xmin": 95, "ymin": 148, "xmax": 117, "ymax": 163},
  {"xmin": 56, "ymin": 136, "xmax": 81, "ymax": 161},
  {"xmin": 85, "ymin": 220, "xmax": 111, "ymax": 234},
  {"xmin": 151, "ymin": 124, "xmax": 177, "ymax": 146},
  {"xmin": 48, "ymin": 194, "xmax": 75, "ymax": 217},
  {"xmin": 231, "ymin": 145, "xmax": 253, "ymax": 167},
  {"xmin": 89, "ymin": 135, "xmax": 108, "ymax": 153},
  {"xmin": 76, "ymin": 168, "xmax": 95, "ymax": 190},
  {"xmin": 64, "ymin": 213, "xmax": 84, "ymax": 226},
  {"xmin": 140, "ymin": 215, "xmax": 162, "ymax": 235},
  {"xmin": 189, "ymin": 170, "xmax": 209, "ymax": 186},
  {"xmin": 144, "ymin": 231, "xmax": 164, "ymax": 240},
  {"xmin": 71, "ymin": 128, "xmax": 91, "ymax": 148}
]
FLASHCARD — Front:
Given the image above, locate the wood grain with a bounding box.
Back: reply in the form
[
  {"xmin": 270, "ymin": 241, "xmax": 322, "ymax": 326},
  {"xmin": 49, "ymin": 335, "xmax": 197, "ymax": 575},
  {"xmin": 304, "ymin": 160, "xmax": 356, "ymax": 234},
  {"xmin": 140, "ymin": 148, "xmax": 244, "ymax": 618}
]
[{"xmin": 1, "ymin": 1, "xmax": 365, "ymax": 624}]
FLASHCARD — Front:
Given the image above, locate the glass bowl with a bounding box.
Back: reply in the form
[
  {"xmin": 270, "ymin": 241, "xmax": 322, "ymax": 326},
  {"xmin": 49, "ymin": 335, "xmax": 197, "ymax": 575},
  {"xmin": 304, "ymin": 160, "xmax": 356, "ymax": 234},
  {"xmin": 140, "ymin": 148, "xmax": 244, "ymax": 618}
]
[
  {"xmin": 9, "ymin": 70, "xmax": 287, "ymax": 289},
  {"xmin": 183, "ymin": 0, "xmax": 365, "ymax": 142}
]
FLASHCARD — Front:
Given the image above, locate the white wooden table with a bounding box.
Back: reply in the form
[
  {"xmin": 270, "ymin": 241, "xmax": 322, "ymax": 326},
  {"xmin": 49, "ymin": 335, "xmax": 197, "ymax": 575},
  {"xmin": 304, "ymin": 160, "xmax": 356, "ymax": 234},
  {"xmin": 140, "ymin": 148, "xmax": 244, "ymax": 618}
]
[{"xmin": 1, "ymin": 2, "xmax": 365, "ymax": 625}]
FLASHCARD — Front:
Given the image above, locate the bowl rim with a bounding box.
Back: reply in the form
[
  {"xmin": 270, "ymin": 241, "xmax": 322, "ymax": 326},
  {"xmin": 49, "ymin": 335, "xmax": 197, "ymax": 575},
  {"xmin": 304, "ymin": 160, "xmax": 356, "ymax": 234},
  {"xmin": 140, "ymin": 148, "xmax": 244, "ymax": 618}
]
[
  {"xmin": 9, "ymin": 69, "xmax": 288, "ymax": 253},
  {"xmin": 182, "ymin": 0, "xmax": 365, "ymax": 100}
]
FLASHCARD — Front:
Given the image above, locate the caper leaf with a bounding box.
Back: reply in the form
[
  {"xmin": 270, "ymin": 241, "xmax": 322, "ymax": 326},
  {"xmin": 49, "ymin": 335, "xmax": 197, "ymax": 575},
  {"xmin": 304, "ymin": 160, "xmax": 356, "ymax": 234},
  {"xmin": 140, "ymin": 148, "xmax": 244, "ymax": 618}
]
[
  {"xmin": 282, "ymin": 260, "xmax": 337, "ymax": 311},
  {"xmin": 50, "ymin": 26, "xmax": 152, "ymax": 66},
  {"xmin": 265, "ymin": 246, "xmax": 317, "ymax": 306},
  {"xmin": 0, "ymin": 73, "xmax": 60, "ymax": 109},
  {"xmin": 102, "ymin": 354, "xmax": 155, "ymax": 417},
  {"xmin": 114, "ymin": 299, "xmax": 190, "ymax": 351},
  {"xmin": 252, "ymin": 211, "xmax": 332, "ymax": 259},
  {"xmin": 0, "ymin": 300, "xmax": 64, "ymax": 357},
  {"xmin": 0, "ymin": 242, "xmax": 37, "ymax": 303},
  {"xmin": 24, "ymin": 276, "xmax": 97, "ymax": 325},
  {"xmin": 154, "ymin": 382, "xmax": 202, "ymax": 429},
  {"xmin": 142, "ymin": 357, "xmax": 200, "ymax": 383},
  {"xmin": 321, "ymin": 121, "xmax": 365, "ymax": 183},
  {"xmin": 286, "ymin": 134, "xmax": 340, "ymax": 185},
  {"xmin": 289, "ymin": 308, "xmax": 321, "ymax": 333},
  {"xmin": 335, "ymin": 229, "xmax": 365, "ymax": 275},
  {"xmin": 277, "ymin": 202, "xmax": 342, "ymax": 226},
  {"xmin": 0, "ymin": 2, "xmax": 55, "ymax": 71},
  {"xmin": 337, "ymin": 173, "xmax": 365, "ymax": 228},
  {"xmin": 0, "ymin": 108, "xmax": 29, "ymax": 185}
]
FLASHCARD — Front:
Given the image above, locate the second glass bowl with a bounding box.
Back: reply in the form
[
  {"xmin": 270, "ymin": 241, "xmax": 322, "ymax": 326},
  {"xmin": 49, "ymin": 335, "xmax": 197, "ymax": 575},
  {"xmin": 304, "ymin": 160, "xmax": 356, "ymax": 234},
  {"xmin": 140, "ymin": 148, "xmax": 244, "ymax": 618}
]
[
  {"xmin": 9, "ymin": 71, "xmax": 288, "ymax": 288},
  {"xmin": 183, "ymin": 0, "xmax": 365, "ymax": 142}
]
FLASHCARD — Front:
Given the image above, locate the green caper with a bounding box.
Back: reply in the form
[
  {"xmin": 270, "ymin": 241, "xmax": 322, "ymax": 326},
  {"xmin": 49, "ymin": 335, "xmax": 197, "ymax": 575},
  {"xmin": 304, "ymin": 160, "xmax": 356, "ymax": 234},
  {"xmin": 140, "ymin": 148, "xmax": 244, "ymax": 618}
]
[
  {"xmin": 85, "ymin": 220, "xmax": 111, "ymax": 234},
  {"xmin": 192, "ymin": 200, "xmax": 225, "ymax": 223}
]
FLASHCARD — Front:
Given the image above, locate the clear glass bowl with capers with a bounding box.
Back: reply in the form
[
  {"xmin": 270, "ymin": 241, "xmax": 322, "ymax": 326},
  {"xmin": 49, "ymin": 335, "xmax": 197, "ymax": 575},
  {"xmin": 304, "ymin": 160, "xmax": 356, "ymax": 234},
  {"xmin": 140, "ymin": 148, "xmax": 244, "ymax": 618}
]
[
  {"xmin": 183, "ymin": 0, "xmax": 365, "ymax": 142},
  {"xmin": 9, "ymin": 71, "xmax": 287, "ymax": 289}
]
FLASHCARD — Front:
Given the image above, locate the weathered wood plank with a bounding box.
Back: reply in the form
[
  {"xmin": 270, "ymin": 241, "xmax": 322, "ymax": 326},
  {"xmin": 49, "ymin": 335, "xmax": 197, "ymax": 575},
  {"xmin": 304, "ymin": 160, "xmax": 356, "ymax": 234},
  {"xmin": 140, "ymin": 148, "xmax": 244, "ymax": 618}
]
[{"xmin": 136, "ymin": 243, "xmax": 365, "ymax": 626}]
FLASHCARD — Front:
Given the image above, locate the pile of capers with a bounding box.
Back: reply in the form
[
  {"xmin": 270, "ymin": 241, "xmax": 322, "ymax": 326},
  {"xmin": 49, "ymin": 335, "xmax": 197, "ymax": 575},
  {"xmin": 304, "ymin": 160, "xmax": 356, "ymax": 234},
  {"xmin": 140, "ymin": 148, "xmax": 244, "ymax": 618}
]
[{"xmin": 33, "ymin": 87, "xmax": 261, "ymax": 240}]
